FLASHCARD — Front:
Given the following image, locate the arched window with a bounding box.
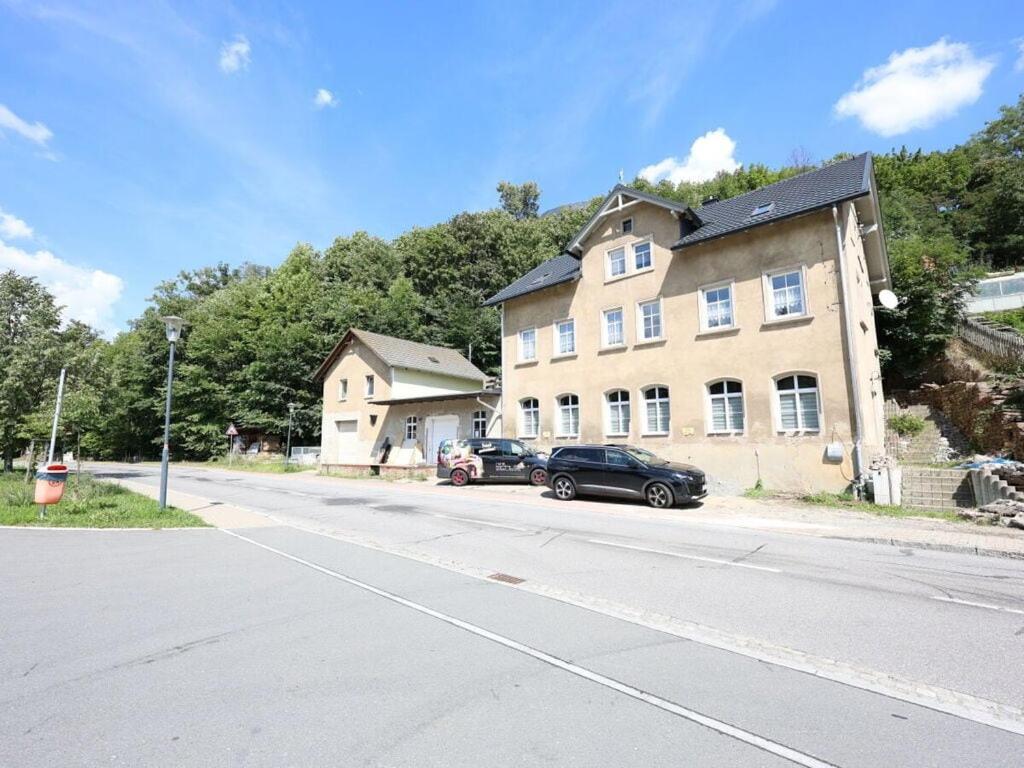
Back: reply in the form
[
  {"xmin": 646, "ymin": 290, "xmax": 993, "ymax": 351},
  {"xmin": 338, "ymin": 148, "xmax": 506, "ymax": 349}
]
[
  {"xmin": 557, "ymin": 394, "xmax": 580, "ymax": 437},
  {"xmin": 404, "ymin": 415, "xmax": 418, "ymax": 441},
  {"xmin": 519, "ymin": 398, "xmax": 539, "ymax": 438},
  {"xmin": 605, "ymin": 390, "xmax": 631, "ymax": 436},
  {"xmin": 642, "ymin": 386, "xmax": 670, "ymax": 435},
  {"xmin": 775, "ymin": 374, "xmax": 820, "ymax": 432},
  {"xmin": 471, "ymin": 410, "xmax": 488, "ymax": 438},
  {"xmin": 707, "ymin": 380, "xmax": 744, "ymax": 433}
]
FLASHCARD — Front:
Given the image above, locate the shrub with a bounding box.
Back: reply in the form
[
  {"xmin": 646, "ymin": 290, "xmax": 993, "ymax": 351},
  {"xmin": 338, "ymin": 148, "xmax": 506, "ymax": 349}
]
[{"xmin": 888, "ymin": 413, "xmax": 926, "ymax": 437}]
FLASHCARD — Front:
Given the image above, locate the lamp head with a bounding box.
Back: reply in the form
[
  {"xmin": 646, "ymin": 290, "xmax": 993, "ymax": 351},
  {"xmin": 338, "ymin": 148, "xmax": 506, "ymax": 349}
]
[
  {"xmin": 287, "ymin": 402, "xmax": 298, "ymax": 413},
  {"xmin": 161, "ymin": 315, "xmax": 186, "ymax": 343}
]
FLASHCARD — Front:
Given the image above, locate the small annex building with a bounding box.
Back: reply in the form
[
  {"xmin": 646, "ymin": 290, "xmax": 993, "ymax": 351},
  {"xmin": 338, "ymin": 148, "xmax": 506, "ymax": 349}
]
[{"xmin": 313, "ymin": 328, "xmax": 500, "ymax": 471}]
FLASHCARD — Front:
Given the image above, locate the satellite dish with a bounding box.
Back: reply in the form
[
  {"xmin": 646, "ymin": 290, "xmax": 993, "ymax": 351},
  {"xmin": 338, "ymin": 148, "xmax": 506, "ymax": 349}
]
[{"xmin": 878, "ymin": 289, "xmax": 899, "ymax": 310}]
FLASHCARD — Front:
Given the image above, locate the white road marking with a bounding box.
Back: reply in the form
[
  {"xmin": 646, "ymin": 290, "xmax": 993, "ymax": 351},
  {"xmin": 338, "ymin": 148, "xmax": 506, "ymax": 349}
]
[
  {"xmin": 220, "ymin": 528, "xmax": 835, "ymax": 768},
  {"xmin": 433, "ymin": 514, "xmax": 532, "ymax": 532},
  {"xmin": 931, "ymin": 596, "xmax": 1024, "ymax": 615},
  {"xmin": 588, "ymin": 539, "xmax": 783, "ymax": 573}
]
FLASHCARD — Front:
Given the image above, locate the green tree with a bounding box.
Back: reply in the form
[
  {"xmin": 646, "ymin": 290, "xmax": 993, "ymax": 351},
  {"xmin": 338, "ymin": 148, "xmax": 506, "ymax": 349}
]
[
  {"xmin": 0, "ymin": 271, "xmax": 62, "ymax": 470},
  {"xmin": 497, "ymin": 181, "xmax": 540, "ymax": 220}
]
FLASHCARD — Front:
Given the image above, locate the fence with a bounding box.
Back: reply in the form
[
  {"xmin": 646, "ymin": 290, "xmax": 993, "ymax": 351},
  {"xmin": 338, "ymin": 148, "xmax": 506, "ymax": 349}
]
[
  {"xmin": 958, "ymin": 316, "xmax": 1024, "ymax": 364},
  {"xmin": 290, "ymin": 445, "xmax": 321, "ymax": 465}
]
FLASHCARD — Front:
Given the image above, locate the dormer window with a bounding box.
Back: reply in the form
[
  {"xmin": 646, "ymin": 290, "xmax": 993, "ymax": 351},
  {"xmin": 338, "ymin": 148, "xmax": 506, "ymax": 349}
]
[{"xmin": 622, "ymin": 218, "xmax": 633, "ymax": 234}]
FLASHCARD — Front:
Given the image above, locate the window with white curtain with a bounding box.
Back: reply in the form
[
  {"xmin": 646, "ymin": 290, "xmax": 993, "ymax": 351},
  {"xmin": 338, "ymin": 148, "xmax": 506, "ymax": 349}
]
[
  {"xmin": 607, "ymin": 247, "xmax": 626, "ymax": 278},
  {"xmin": 638, "ymin": 299, "xmax": 663, "ymax": 341},
  {"xmin": 700, "ymin": 282, "xmax": 734, "ymax": 330},
  {"xmin": 557, "ymin": 394, "xmax": 580, "ymax": 437},
  {"xmin": 555, "ymin": 319, "xmax": 576, "ymax": 355},
  {"xmin": 518, "ymin": 328, "xmax": 536, "ymax": 361},
  {"xmin": 775, "ymin": 374, "xmax": 820, "ymax": 431},
  {"xmin": 765, "ymin": 268, "xmax": 807, "ymax": 319},
  {"xmin": 520, "ymin": 398, "xmax": 539, "ymax": 438},
  {"xmin": 642, "ymin": 386, "xmax": 670, "ymax": 435},
  {"xmin": 606, "ymin": 390, "xmax": 631, "ymax": 435},
  {"xmin": 707, "ymin": 380, "xmax": 744, "ymax": 433},
  {"xmin": 602, "ymin": 307, "xmax": 624, "ymax": 347}
]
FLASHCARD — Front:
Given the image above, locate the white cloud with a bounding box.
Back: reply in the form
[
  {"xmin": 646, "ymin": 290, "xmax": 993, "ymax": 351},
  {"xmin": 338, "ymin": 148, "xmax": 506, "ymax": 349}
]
[
  {"xmin": 639, "ymin": 129, "xmax": 740, "ymax": 185},
  {"xmin": 0, "ymin": 237, "xmax": 124, "ymax": 335},
  {"xmin": 313, "ymin": 88, "xmax": 337, "ymax": 109},
  {"xmin": 218, "ymin": 35, "xmax": 251, "ymax": 73},
  {"xmin": 1015, "ymin": 39, "xmax": 1024, "ymax": 72},
  {"xmin": 0, "ymin": 103, "xmax": 53, "ymax": 146},
  {"xmin": 0, "ymin": 208, "xmax": 33, "ymax": 240},
  {"xmin": 834, "ymin": 38, "xmax": 994, "ymax": 136}
]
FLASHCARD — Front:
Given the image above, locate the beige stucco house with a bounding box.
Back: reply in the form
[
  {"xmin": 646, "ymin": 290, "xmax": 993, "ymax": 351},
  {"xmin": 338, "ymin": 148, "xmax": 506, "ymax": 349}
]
[
  {"xmin": 484, "ymin": 154, "xmax": 891, "ymax": 492},
  {"xmin": 313, "ymin": 329, "xmax": 499, "ymax": 469}
]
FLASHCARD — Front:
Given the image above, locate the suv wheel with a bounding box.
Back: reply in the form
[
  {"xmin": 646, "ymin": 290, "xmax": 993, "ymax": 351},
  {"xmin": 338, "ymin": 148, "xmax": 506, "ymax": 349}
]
[
  {"xmin": 645, "ymin": 482, "xmax": 673, "ymax": 509},
  {"xmin": 552, "ymin": 475, "xmax": 576, "ymax": 501},
  {"xmin": 529, "ymin": 468, "xmax": 547, "ymax": 486},
  {"xmin": 450, "ymin": 468, "xmax": 470, "ymax": 487}
]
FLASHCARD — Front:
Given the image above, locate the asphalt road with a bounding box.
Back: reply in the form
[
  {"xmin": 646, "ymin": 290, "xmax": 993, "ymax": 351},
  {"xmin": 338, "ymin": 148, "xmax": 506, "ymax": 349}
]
[{"xmin": 2, "ymin": 463, "xmax": 1023, "ymax": 766}]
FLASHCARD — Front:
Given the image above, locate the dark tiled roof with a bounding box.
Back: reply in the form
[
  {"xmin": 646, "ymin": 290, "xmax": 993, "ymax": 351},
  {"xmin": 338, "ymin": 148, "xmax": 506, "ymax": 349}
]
[
  {"xmin": 672, "ymin": 153, "xmax": 872, "ymax": 249},
  {"xmin": 313, "ymin": 328, "xmax": 486, "ymax": 381},
  {"xmin": 482, "ymin": 252, "xmax": 580, "ymax": 306}
]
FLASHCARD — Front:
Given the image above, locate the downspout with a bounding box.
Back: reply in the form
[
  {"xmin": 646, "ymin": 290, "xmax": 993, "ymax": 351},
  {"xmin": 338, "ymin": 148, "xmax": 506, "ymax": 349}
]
[
  {"xmin": 496, "ymin": 304, "xmax": 506, "ymax": 437},
  {"xmin": 833, "ymin": 203, "xmax": 864, "ymax": 492}
]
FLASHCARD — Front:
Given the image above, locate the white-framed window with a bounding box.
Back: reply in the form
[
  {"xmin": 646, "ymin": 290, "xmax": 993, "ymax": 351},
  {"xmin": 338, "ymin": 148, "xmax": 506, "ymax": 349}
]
[
  {"xmin": 405, "ymin": 415, "xmax": 418, "ymax": 440},
  {"xmin": 642, "ymin": 386, "xmax": 670, "ymax": 435},
  {"xmin": 554, "ymin": 318, "xmax": 576, "ymax": 356},
  {"xmin": 621, "ymin": 217, "xmax": 633, "ymax": 234},
  {"xmin": 364, "ymin": 374, "xmax": 375, "ymax": 398},
  {"xmin": 518, "ymin": 328, "xmax": 537, "ymax": 361},
  {"xmin": 602, "ymin": 307, "xmax": 624, "ymax": 347},
  {"xmin": 637, "ymin": 298, "xmax": 663, "ymax": 341},
  {"xmin": 707, "ymin": 380, "xmax": 744, "ymax": 433},
  {"xmin": 633, "ymin": 241, "xmax": 652, "ymax": 270},
  {"xmin": 519, "ymin": 398, "xmax": 540, "ymax": 438},
  {"xmin": 605, "ymin": 389, "xmax": 631, "ymax": 436},
  {"xmin": 700, "ymin": 281, "xmax": 735, "ymax": 331},
  {"xmin": 607, "ymin": 247, "xmax": 626, "ymax": 278},
  {"xmin": 557, "ymin": 394, "xmax": 580, "ymax": 437},
  {"xmin": 472, "ymin": 410, "xmax": 488, "ymax": 438},
  {"xmin": 764, "ymin": 267, "xmax": 807, "ymax": 320},
  {"xmin": 775, "ymin": 374, "xmax": 820, "ymax": 432},
  {"xmin": 338, "ymin": 378, "xmax": 348, "ymax": 401}
]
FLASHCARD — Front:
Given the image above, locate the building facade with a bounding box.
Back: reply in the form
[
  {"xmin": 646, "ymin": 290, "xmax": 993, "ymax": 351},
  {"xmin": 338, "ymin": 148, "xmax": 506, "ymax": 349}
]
[
  {"xmin": 314, "ymin": 329, "xmax": 499, "ymax": 468},
  {"xmin": 485, "ymin": 154, "xmax": 891, "ymax": 492}
]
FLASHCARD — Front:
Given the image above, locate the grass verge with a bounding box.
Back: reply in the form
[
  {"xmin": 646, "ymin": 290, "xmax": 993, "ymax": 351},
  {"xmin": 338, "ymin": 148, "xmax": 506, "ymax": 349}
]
[
  {"xmin": 0, "ymin": 472, "xmax": 208, "ymax": 528},
  {"xmin": 743, "ymin": 485, "xmax": 960, "ymax": 522},
  {"xmin": 171, "ymin": 459, "xmax": 309, "ymax": 474}
]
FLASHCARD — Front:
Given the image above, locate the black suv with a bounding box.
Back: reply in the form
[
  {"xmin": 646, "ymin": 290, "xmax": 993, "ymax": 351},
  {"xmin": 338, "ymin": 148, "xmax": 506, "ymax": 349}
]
[{"xmin": 545, "ymin": 445, "xmax": 706, "ymax": 507}]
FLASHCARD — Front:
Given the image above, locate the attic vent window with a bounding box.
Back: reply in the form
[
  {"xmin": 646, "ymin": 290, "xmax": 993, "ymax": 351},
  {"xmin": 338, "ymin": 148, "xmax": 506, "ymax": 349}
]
[
  {"xmin": 427, "ymin": 356, "xmax": 439, "ymax": 363},
  {"xmin": 621, "ymin": 218, "xmax": 633, "ymax": 234},
  {"xmin": 750, "ymin": 202, "xmax": 775, "ymax": 218},
  {"xmin": 530, "ymin": 271, "xmax": 551, "ymax": 285}
]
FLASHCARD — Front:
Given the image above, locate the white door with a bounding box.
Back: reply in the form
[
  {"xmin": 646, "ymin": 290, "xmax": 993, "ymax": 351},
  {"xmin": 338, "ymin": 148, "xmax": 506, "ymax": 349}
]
[
  {"xmin": 335, "ymin": 419, "xmax": 359, "ymax": 463},
  {"xmin": 425, "ymin": 415, "xmax": 459, "ymax": 462}
]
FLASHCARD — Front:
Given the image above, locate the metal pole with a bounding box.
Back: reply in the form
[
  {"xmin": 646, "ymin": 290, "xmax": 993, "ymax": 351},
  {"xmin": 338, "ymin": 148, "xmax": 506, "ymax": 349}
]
[
  {"xmin": 285, "ymin": 410, "xmax": 294, "ymax": 466},
  {"xmin": 158, "ymin": 340, "xmax": 176, "ymax": 509},
  {"xmin": 47, "ymin": 368, "xmax": 66, "ymax": 464}
]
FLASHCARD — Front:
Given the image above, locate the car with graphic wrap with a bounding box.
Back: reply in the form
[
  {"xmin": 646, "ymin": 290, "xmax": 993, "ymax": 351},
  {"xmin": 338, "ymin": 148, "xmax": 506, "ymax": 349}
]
[{"xmin": 437, "ymin": 438, "xmax": 548, "ymax": 486}]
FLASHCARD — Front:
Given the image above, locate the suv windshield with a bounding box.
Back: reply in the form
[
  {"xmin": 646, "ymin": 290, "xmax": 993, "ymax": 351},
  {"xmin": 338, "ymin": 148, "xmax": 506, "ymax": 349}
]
[{"xmin": 623, "ymin": 446, "xmax": 667, "ymax": 465}]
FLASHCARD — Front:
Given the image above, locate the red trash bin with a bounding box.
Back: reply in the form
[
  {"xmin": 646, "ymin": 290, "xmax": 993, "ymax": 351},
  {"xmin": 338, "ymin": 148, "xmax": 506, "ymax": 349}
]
[{"xmin": 34, "ymin": 464, "xmax": 69, "ymax": 505}]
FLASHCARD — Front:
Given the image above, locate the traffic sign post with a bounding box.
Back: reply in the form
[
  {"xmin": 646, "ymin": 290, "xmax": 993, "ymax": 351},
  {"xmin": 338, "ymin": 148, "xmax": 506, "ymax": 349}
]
[{"xmin": 226, "ymin": 423, "xmax": 238, "ymax": 466}]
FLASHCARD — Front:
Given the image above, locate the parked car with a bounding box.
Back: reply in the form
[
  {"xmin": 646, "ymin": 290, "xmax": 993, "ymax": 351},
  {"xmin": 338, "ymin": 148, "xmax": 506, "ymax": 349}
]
[
  {"xmin": 545, "ymin": 444, "xmax": 706, "ymax": 508},
  {"xmin": 437, "ymin": 438, "xmax": 548, "ymax": 486}
]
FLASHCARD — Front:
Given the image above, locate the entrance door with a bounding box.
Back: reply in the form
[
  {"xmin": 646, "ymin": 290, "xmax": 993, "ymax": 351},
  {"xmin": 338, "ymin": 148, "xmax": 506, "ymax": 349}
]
[
  {"xmin": 335, "ymin": 419, "xmax": 359, "ymax": 462},
  {"xmin": 425, "ymin": 415, "xmax": 459, "ymax": 463}
]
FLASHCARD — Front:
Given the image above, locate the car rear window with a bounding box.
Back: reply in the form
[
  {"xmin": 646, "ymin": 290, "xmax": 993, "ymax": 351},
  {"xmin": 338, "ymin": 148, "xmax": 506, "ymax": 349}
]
[{"xmin": 556, "ymin": 447, "xmax": 604, "ymax": 463}]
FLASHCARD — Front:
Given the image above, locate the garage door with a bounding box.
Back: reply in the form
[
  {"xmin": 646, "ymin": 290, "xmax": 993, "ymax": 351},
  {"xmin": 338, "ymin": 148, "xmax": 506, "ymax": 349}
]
[{"xmin": 335, "ymin": 419, "xmax": 359, "ymax": 463}]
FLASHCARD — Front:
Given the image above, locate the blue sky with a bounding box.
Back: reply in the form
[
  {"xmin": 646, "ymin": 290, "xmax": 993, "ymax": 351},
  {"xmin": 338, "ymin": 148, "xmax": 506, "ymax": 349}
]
[{"xmin": 1, "ymin": 0, "xmax": 1022, "ymax": 335}]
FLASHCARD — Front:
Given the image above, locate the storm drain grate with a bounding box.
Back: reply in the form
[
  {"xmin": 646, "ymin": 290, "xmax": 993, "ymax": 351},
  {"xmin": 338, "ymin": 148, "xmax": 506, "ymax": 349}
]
[{"xmin": 488, "ymin": 572, "xmax": 525, "ymax": 585}]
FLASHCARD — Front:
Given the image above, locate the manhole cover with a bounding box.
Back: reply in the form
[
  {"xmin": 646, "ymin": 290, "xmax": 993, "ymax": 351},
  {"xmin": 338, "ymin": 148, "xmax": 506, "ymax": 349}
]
[{"xmin": 488, "ymin": 572, "xmax": 525, "ymax": 585}]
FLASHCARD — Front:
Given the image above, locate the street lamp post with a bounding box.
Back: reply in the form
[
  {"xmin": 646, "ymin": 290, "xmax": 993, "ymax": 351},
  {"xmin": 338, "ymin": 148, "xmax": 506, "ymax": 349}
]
[
  {"xmin": 159, "ymin": 316, "xmax": 185, "ymax": 510},
  {"xmin": 285, "ymin": 402, "xmax": 298, "ymax": 466}
]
